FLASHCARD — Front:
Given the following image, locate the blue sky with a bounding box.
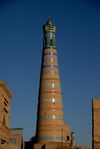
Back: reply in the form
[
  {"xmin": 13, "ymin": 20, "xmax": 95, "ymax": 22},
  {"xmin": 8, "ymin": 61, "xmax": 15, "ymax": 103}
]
[{"xmin": 0, "ymin": 0, "xmax": 100, "ymax": 148}]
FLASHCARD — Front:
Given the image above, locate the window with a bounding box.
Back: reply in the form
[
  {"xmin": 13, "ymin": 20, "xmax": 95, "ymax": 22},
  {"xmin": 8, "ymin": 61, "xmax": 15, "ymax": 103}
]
[
  {"xmin": 4, "ymin": 108, "xmax": 8, "ymax": 113},
  {"xmin": 4, "ymin": 98, "xmax": 8, "ymax": 103},
  {"xmin": 67, "ymin": 136, "xmax": 70, "ymax": 141},
  {"xmin": 10, "ymin": 138, "xmax": 17, "ymax": 144},
  {"xmin": 2, "ymin": 116, "xmax": 6, "ymax": 126},
  {"xmin": 4, "ymin": 101, "xmax": 7, "ymax": 106},
  {"xmin": 1, "ymin": 139, "xmax": 6, "ymax": 144}
]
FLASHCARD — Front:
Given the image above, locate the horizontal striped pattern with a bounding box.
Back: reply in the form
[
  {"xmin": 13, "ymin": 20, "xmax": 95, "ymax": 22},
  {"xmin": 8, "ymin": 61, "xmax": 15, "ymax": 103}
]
[
  {"xmin": 43, "ymin": 64, "xmax": 58, "ymax": 68},
  {"xmin": 40, "ymin": 98, "xmax": 61, "ymax": 103},
  {"xmin": 41, "ymin": 83, "xmax": 60, "ymax": 88},
  {"xmin": 39, "ymin": 115, "xmax": 63, "ymax": 120},
  {"xmin": 42, "ymin": 70, "xmax": 59, "ymax": 75},
  {"xmin": 44, "ymin": 52, "xmax": 57, "ymax": 56},
  {"xmin": 38, "ymin": 136, "xmax": 64, "ymax": 141},
  {"xmin": 43, "ymin": 58, "xmax": 57, "ymax": 62},
  {"xmin": 44, "ymin": 47, "xmax": 56, "ymax": 50},
  {"xmin": 37, "ymin": 18, "xmax": 64, "ymax": 143}
]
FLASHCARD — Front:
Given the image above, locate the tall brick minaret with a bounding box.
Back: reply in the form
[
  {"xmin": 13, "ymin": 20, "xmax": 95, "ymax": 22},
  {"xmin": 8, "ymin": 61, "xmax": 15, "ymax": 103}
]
[{"xmin": 36, "ymin": 17, "xmax": 65, "ymax": 144}]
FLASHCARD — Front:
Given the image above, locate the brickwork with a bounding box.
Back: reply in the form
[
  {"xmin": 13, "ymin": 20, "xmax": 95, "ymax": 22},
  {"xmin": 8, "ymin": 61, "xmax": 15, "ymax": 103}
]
[
  {"xmin": 0, "ymin": 81, "xmax": 12, "ymax": 128},
  {"xmin": 92, "ymin": 98, "xmax": 100, "ymax": 149},
  {"xmin": 9, "ymin": 128, "xmax": 24, "ymax": 149},
  {"xmin": 0, "ymin": 81, "xmax": 24, "ymax": 149},
  {"xmin": 0, "ymin": 81, "xmax": 12, "ymax": 149},
  {"xmin": 36, "ymin": 17, "xmax": 65, "ymax": 144}
]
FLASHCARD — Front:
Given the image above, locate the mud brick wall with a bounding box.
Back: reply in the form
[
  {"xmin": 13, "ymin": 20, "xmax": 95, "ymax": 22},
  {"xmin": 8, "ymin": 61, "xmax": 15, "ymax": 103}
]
[{"xmin": 92, "ymin": 99, "xmax": 100, "ymax": 149}]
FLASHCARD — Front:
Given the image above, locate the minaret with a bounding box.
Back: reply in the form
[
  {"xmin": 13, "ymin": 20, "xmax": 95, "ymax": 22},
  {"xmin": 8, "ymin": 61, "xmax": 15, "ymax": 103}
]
[{"xmin": 36, "ymin": 17, "xmax": 65, "ymax": 143}]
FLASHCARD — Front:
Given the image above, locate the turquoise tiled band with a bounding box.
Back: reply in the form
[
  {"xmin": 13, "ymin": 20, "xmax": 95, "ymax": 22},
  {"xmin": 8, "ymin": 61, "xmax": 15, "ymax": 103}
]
[
  {"xmin": 38, "ymin": 124, "xmax": 64, "ymax": 126},
  {"xmin": 38, "ymin": 136, "xmax": 64, "ymax": 141},
  {"xmin": 43, "ymin": 64, "xmax": 58, "ymax": 68},
  {"xmin": 41, "ymin": 83, "xmax": 60, "ymax": 88},
  {"xmin": 43, "ymin": 58, "xmax": 57, "ymax": 62},
  {"xmin": 39, "ymin": 115, "xmax": 63, "ymax": 120},
  {"xmin": 40, "ymin": 98, "xmax": 61, "ymax": 103},
  {"xmin": 44, "ymin": 52, "xmax": 57, "ymax": 56},
  {"xmin": 44, "ymin": 47, "xmax": 56, "ymax": 50},
  {"xmin": 42, "ymin": 70, "xmax": 59, "ymax": 74}
]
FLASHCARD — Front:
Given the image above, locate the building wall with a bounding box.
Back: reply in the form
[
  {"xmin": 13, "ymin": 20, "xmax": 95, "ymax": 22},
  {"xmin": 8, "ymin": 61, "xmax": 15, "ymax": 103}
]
[
  {"xmin": 92, "ymin": 98, "xmax": 100, "ymax": 149},
  {"xmin": 0, "ymin": 82, "xmax": 11, "ymax": 128},
  {"xmin": 10, "ymin": 128, "xmax": 24, "ymax": 149},
  {"xmin": 0, "ymin": 81, "xmax": 24, "ymax": 149},
  {"xmin": 0, "ymin": 81, "xmax": 12, "ymax": 149}
]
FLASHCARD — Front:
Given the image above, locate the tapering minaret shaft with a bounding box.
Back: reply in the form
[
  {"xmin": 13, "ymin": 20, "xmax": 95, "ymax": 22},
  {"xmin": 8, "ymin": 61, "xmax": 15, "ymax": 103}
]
[{"xmin": 36, "ymin": 17, "xmax": 64, "ymax": 143}]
